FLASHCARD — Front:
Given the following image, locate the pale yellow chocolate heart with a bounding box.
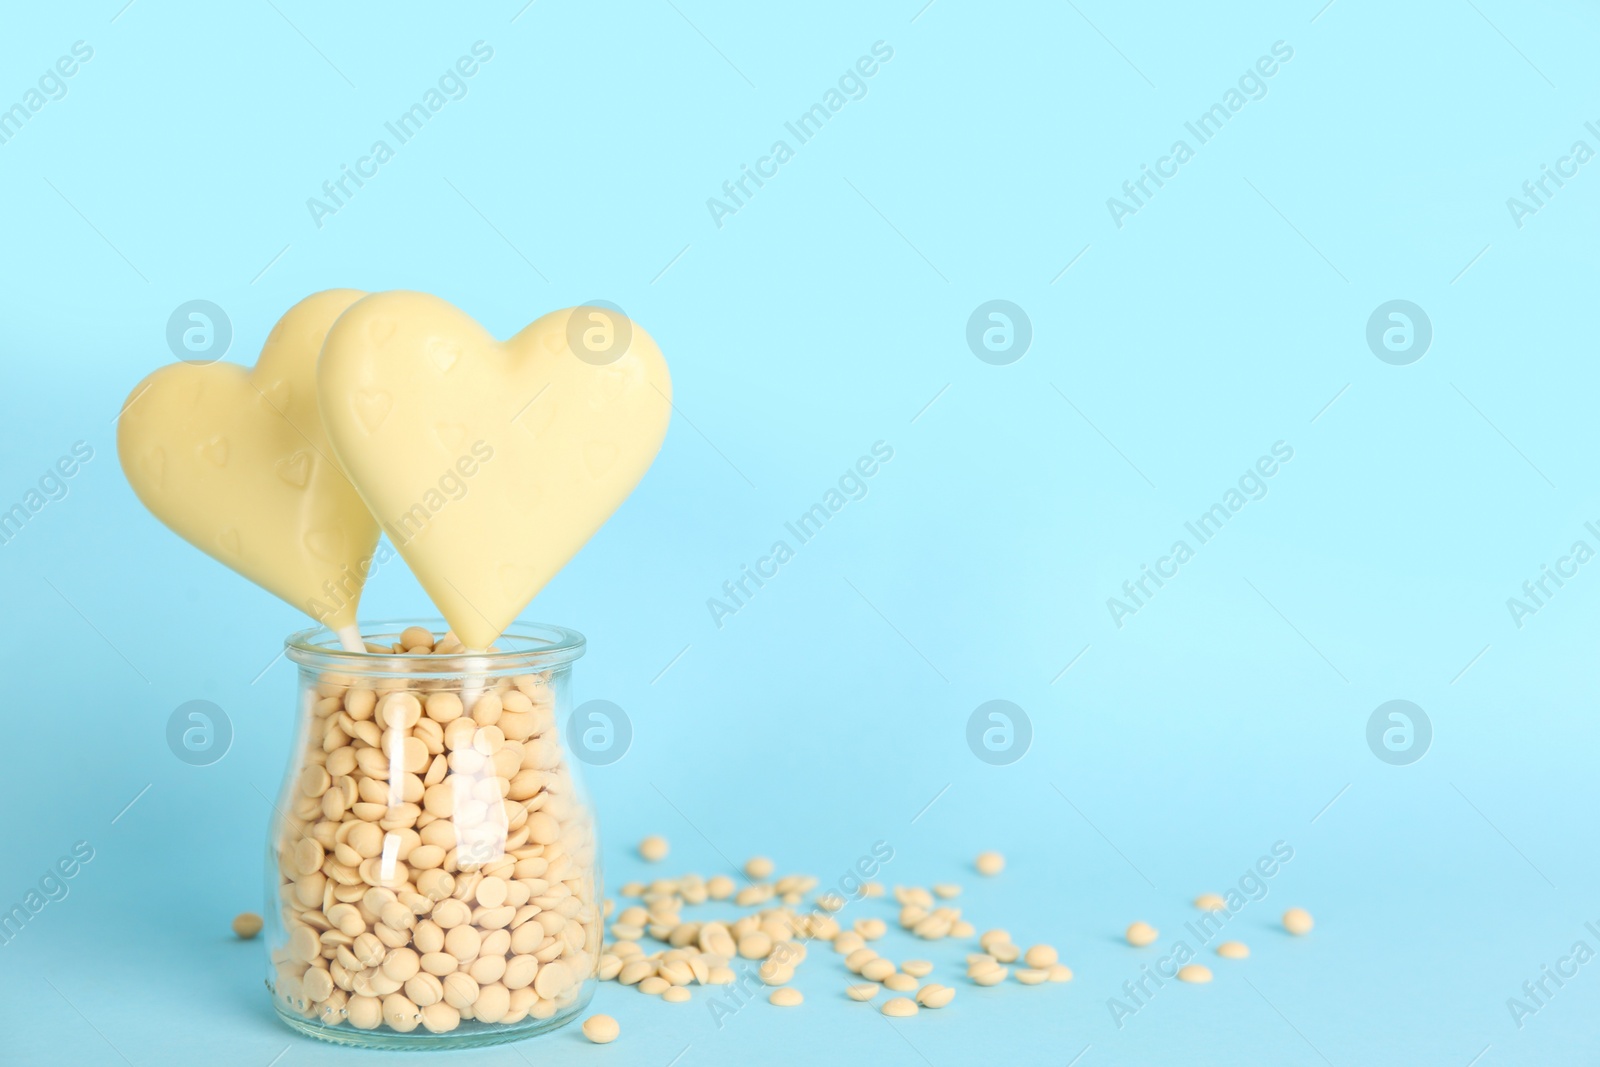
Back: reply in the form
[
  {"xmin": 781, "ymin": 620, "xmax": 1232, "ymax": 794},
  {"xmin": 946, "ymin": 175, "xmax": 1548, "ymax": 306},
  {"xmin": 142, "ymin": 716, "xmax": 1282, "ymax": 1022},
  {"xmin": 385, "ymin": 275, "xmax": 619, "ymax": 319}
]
[
  {"xmin": 117, "ymin": 290, "xmax": 381, "ymax": 631},
  {"xmin": 317, "ymin": 292, "xmax": 672, "ymax": 649}
]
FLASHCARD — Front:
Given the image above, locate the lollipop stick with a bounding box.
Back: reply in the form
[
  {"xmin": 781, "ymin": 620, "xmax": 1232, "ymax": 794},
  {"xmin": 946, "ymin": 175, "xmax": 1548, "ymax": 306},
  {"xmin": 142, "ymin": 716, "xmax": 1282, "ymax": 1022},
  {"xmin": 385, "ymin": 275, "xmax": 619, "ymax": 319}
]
[
  {"xmin": 336, "ymin": 623, "xmax": 365, "ymax": 654},
  {"xmin": 461, "ymin": 651, "xmax": 489, "ymax": 710}
]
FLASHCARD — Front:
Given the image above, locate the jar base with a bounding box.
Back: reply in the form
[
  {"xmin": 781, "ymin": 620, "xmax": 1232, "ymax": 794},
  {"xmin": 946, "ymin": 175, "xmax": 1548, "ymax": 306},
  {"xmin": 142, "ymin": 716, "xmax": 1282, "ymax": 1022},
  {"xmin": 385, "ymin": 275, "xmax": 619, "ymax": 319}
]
[{"xmin": 272, "ymin": 991, "xmax": 590, "ymax": 1051}]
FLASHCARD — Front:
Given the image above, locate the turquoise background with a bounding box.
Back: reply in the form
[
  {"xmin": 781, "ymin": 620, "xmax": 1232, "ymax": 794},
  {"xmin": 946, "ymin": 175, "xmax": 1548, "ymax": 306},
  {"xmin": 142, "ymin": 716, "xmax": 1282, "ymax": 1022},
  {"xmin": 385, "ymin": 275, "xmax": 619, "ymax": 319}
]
[{"xmin": 2, "ymin": 0, "xmax": 1598, "ymax": 1063}]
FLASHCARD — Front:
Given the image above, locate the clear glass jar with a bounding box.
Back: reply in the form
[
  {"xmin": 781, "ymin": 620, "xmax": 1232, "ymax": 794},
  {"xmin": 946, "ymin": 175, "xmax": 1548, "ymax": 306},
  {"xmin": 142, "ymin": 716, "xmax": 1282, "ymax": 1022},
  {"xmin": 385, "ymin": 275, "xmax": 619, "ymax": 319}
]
[{"xmin": 268, "ymin": 620, "xmax": 599, "ymax": 1049}]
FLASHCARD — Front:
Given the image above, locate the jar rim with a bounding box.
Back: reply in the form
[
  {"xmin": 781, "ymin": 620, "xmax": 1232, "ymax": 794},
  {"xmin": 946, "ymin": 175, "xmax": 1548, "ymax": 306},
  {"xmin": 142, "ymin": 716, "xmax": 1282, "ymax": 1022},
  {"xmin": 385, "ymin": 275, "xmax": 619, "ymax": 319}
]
[{"xmin": 285, "ymin": 617, "xmax": 586, "ymax": 676}]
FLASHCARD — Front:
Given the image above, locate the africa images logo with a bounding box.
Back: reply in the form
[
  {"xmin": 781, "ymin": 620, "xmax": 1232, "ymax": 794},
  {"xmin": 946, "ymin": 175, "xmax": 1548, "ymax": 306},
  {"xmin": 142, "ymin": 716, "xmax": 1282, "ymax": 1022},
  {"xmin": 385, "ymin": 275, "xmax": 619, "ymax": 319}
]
[{"xmin": 1105, "ymin": 41, "xmax": 1294, "ymax": 229}]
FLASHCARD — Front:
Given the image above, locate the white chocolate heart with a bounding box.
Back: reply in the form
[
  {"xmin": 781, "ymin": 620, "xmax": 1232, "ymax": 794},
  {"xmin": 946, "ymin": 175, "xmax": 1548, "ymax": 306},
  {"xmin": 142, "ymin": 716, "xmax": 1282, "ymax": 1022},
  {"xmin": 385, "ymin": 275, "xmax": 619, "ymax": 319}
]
[
  {"xmin": 118, "ymin": 290, "xmax": 381, "ymax": 630},
  {"xmin": 317, "ymin": 292, "xmax": 671, "ymax": 648}
]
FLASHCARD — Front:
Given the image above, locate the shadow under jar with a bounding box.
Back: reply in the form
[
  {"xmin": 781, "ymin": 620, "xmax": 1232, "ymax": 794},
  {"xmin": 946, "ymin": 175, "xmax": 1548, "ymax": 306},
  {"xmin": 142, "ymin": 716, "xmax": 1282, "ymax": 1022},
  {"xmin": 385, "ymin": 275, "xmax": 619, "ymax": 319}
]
[{"xmin": 269, "ymin": 620, "xmax": 600, "ymax": 1049}]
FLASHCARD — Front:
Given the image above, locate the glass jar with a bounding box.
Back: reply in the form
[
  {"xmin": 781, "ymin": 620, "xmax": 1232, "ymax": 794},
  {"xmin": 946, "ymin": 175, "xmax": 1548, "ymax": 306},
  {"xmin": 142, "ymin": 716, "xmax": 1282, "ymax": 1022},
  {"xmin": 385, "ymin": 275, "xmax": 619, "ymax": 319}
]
[{"xmin": 268, "ymin": 620, "xmax": 599, "ymax": 1049}]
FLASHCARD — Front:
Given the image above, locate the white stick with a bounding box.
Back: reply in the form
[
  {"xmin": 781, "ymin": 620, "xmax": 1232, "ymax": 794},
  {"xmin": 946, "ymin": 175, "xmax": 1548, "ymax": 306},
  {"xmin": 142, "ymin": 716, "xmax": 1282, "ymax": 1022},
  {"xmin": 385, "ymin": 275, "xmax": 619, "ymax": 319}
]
[
  {"xmin": 461, "ymin": 651, "xmax": 489, "ymax": 711},
  {"xmin": 336, "ymin": 623, "xmax": 365, "ymax": 654}
]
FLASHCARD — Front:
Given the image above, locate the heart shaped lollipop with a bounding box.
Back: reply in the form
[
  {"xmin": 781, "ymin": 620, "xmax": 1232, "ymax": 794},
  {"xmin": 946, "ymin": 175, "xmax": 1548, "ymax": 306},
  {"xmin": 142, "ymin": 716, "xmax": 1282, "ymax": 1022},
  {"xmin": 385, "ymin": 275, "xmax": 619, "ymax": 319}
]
[
  {"xmin": 118, "ymin": 290, "xmax": 381, "ymax": 643},
  {"xmin": 317, "ymin": 292, "xmax": 671, "ymax": 649}
]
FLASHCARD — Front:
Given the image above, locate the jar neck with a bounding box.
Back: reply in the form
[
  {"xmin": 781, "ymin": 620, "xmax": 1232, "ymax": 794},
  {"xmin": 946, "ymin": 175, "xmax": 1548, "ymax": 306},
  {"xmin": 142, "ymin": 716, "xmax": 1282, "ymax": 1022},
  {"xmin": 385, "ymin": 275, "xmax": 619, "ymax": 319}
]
[{"xmin": 285, "ymin": 618, "xmax": 585, "ymax": 680}]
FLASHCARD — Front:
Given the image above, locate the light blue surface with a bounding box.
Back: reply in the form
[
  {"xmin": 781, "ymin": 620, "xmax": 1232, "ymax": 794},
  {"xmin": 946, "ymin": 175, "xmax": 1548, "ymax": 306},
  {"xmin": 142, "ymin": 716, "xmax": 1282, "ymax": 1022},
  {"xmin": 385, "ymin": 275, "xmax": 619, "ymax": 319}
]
[{"xmin": 2, "ymin": 1, "xmax": 1597, "ymax": 1063}]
